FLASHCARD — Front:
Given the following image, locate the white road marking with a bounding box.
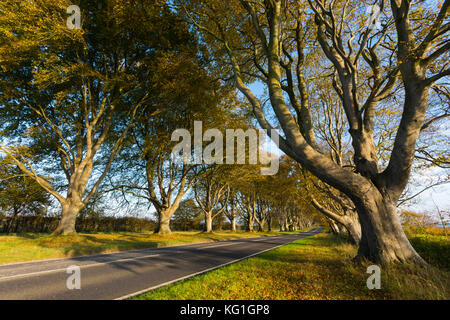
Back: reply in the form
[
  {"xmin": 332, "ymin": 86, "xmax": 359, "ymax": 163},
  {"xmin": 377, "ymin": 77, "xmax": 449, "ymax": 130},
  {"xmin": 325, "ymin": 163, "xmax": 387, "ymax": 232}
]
[{"xmin": 115, "ymin": 236, "xmax": 304, "ymax": 300}]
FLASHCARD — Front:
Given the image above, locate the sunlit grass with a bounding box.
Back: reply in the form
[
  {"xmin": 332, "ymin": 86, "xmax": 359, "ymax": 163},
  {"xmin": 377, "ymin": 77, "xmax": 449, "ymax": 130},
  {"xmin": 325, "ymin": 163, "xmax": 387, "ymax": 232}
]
[
  {"xmin": 408, "ymin": 234, "xmax": 450, "ymax": 271},
  {"xmin": 0, "ymin": 230, "xmax": 296, "ymax": 265},
  {"xmin": 133, "ymin": 234, "xmax": 450, "ymax": 300}
]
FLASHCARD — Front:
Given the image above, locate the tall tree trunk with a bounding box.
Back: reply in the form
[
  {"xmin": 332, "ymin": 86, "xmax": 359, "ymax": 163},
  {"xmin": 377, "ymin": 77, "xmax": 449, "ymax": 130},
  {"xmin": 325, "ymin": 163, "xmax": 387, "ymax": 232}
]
[
  {"xmin": 231, "ymin": 217, "xmax": 236, "ymax": 232},
  {"xmin": 154, "ymin": 209, "xmax": 173, "ymax": 234},
  {"xmin": 354, "ymin": 192, "xmax": 426, "ymax": 265},
  {"xmin": 258, "ymin": 220, "xmax": 266, "ymax": 232},
  {"xmin": 204, "ymin": 212, "xmax": 213, "ymax": 233},
  {"xmin": 5, "ymin": 207, "xmax": 20, "ymax": 234},
  {"xmin": 247, "ymin": 214, "xmax": 254, "ymax": 232},
  {"xmin": 13, "ymin": 216, "xmax": 21, "ymax": 233},
  {"xmin": 283, "ymin": 219, "xmax": 288, "ymax": 232},
  {"xmin": 52, "ymin": 201, "xmax": 83, "ymax": 235}
]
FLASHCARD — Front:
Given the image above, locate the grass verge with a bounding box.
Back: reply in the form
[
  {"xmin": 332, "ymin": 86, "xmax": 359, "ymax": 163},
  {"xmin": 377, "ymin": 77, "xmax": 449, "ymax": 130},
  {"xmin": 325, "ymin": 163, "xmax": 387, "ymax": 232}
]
[
  {"xmin": 0, "ymin": 230, "xmax": 297, "ymax": 265},
  {"xmin": 132, "ymin": 233, "xmax": 450, "ymax": 300}
]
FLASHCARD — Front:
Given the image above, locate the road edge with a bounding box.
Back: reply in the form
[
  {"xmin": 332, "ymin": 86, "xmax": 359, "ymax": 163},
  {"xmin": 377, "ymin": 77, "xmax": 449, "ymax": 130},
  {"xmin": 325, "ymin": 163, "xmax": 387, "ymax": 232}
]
[{"xmin": 115, "ymin": 228, "xmax": 321, "ymax": 300}]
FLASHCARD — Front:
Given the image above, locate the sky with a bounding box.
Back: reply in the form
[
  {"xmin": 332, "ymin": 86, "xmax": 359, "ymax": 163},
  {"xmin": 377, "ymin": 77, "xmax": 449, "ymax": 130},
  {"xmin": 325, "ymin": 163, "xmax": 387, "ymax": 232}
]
[{"xmin": 401, "ymin": 166, "xmax": 449, "ymax": 214}]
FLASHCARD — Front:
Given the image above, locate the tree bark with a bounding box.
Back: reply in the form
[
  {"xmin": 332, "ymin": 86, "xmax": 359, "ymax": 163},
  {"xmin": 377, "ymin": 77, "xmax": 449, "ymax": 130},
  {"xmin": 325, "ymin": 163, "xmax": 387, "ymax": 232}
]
[
  {"xmin": 154, "ymin": 209, "xmax": 174, "ymax": 234},
  {"xmin": 52, "ymin": 201, "xmax": 83, "ymax": 235},
  {"xmin": 204, "ymin": 212, "xmax": 213, "ymax": 233},
  {"xmin": 311, "ymin": 197, "xmax": 361, "ymax": 244},
  {"xmin": 247, "ymin": 213, "xmax": 254, "ymax": 232},
  {"xmin": 283, "ymin": 218, "xmax": 289, "ymax": 232},
  {"xmin": 231, "ymin": 217, "xmax": 236, "ymax": 232},
  {"xmin": 345, "ymin": 217, "xmax": 362, "ymax": 245},
  {"xmin": 257, "ymin": 220, "xmax": 266, "ymax": 232},
  {"xmin": 328, "ymin": 220, "xmax": 340, "ymax": 235},
  {"xmin": 5, "ymin": 207, "xmax": 20, "ymax": 234},
  {"xmin": 354, "ymin": 190, "xmax": 426, "ymax": 265}
]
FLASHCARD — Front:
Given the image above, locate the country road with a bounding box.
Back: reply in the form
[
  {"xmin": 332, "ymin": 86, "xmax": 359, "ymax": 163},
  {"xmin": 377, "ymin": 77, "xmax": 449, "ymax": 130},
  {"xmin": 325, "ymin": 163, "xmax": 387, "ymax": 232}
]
[{"xmin": 0, "ymin": 228, "xmax": 321, "ymax": 300}]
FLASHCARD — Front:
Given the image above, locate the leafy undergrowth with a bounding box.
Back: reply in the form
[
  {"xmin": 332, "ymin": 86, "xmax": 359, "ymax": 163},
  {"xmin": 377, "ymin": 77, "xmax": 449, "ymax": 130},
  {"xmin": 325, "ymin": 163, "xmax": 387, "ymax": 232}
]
[
  {"xmin": 0, "ymin": 230, "xmax": 293, "ymax": 265},
  {"xmin": 133, "ymin": 234, "xmax": 450, "ymax": 300}
]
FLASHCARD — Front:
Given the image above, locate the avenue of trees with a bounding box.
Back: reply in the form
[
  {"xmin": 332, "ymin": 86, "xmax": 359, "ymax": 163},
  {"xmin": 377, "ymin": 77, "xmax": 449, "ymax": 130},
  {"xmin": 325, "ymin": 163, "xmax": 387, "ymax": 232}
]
[
  {"xmin": 177, "ymin": 0, "xmax": 449, "ymax": 265},
  {"xmin": 0, "ymin": 0, "xmax": 448, "ymax": 266}
]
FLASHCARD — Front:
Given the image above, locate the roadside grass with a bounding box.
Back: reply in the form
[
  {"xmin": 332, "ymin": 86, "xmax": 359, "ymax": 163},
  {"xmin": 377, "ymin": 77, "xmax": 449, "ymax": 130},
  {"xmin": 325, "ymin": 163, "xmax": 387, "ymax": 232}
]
[
  {"xmin": 408, "ymin": 234, "xmax": 450, "ymax": 271},
  {"xmin": 132, "ymin": 233, "xmax": 450, "ymax": 300},
  {"xmin": 0, "ymin": 230, "xmax": 299, "ymax": 265}
]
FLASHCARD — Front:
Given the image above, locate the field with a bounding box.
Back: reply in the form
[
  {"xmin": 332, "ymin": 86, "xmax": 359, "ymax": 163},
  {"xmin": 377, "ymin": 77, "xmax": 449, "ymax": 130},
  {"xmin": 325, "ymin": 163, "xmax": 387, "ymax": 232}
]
[{"xmin": 132, "ymin": 233, "xmax": 450, "ymax": 300}]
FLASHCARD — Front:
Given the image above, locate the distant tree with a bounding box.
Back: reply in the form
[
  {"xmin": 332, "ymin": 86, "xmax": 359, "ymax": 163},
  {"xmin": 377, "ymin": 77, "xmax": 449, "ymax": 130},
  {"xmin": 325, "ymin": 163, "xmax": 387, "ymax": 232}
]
[
  {"xmin": 400, "ymin": 210, "xmax": 438, "ymax": 233},
  {"xmin": 172, "ymin": 199, "xmax": 203, "ymax": 231},
  {"xmin": 194, "ymin": 166, "xmax": 230, "ymax": 233},
  {"xmin": 221, "ymin": 189, "xmax": 238, "ymax": 232},
  {"xmin": 0, "ymin": 157, "xmax": 51, "ymax": 233}
]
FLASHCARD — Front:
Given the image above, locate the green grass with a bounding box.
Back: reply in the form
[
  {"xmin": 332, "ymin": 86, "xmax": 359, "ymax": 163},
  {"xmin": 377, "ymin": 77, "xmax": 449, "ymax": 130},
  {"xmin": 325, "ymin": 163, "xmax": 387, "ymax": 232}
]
[
  {"xmin": 408, "ymin": 234, "xmax": 450, "ymax": 271},
  {"xmin": 132, "ymin": 233, "xmax": 450, "ymax": 300},
  {"xmin": 0, "ymin": 230, "xmax": 297, "ymax": 265}
]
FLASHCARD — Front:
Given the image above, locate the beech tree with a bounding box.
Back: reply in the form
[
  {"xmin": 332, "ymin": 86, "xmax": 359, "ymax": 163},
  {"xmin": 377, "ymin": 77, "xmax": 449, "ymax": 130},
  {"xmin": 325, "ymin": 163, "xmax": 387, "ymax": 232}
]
[
  {"xmin": 179, "ymin": 0, "xmax": 449, "ymax": 264},
  {"xmin": 145, "ymin": 150, "xmax": 198, "ymax": 234},
  {"xmin": 221, "ymin": 189, "xmax": 238, "ymax": 232},
  {"xmin": 305, "ymin": 44, "xmax": 447, "ymax": 243},
  {"xmin": 172, "ymin": 199, "xmax": 203, "ymax": 231},
  {"xmin": 0, "ymin": 0, "xmax": 192, "ymax": 234},
  {"xmin": 194, "ymin": 166, "xmax": 230, "ymax": 232},
  {"xmin": 123, "ymin": 116, "xmax": 203, "ymax": 235},
  {"xmin": 223, "ymin": 157, "xmax": 272, "ymax": 232},
  {"xmin": 236, "ymin": 190, "xmax": 257, "ymax": 232}
]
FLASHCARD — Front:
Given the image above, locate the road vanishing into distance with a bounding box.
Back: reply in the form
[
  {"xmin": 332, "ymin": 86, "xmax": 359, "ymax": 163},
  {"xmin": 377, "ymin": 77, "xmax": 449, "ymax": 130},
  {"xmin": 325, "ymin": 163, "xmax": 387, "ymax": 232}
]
[{"xmin": 0, "ymin": 228, "xmax": 321, "ymax": 300}]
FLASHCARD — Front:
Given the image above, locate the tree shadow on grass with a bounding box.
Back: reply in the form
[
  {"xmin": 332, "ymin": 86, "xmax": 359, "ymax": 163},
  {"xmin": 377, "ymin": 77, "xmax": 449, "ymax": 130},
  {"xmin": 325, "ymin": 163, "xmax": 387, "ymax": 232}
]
[
  {"xmin": 4, "ymin": 233, "xmax": 40, "ymax": 239},
  {"xmin": 31, "ymin": 234, "xmax": 162, "ymax": 258}
]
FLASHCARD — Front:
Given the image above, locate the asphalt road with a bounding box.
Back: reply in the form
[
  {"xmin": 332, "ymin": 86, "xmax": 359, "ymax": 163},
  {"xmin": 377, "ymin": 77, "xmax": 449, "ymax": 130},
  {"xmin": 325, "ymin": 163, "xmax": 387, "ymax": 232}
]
[{"xmin": 0, "ymin": 228, "xmax": 321, "ymax": 300}]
